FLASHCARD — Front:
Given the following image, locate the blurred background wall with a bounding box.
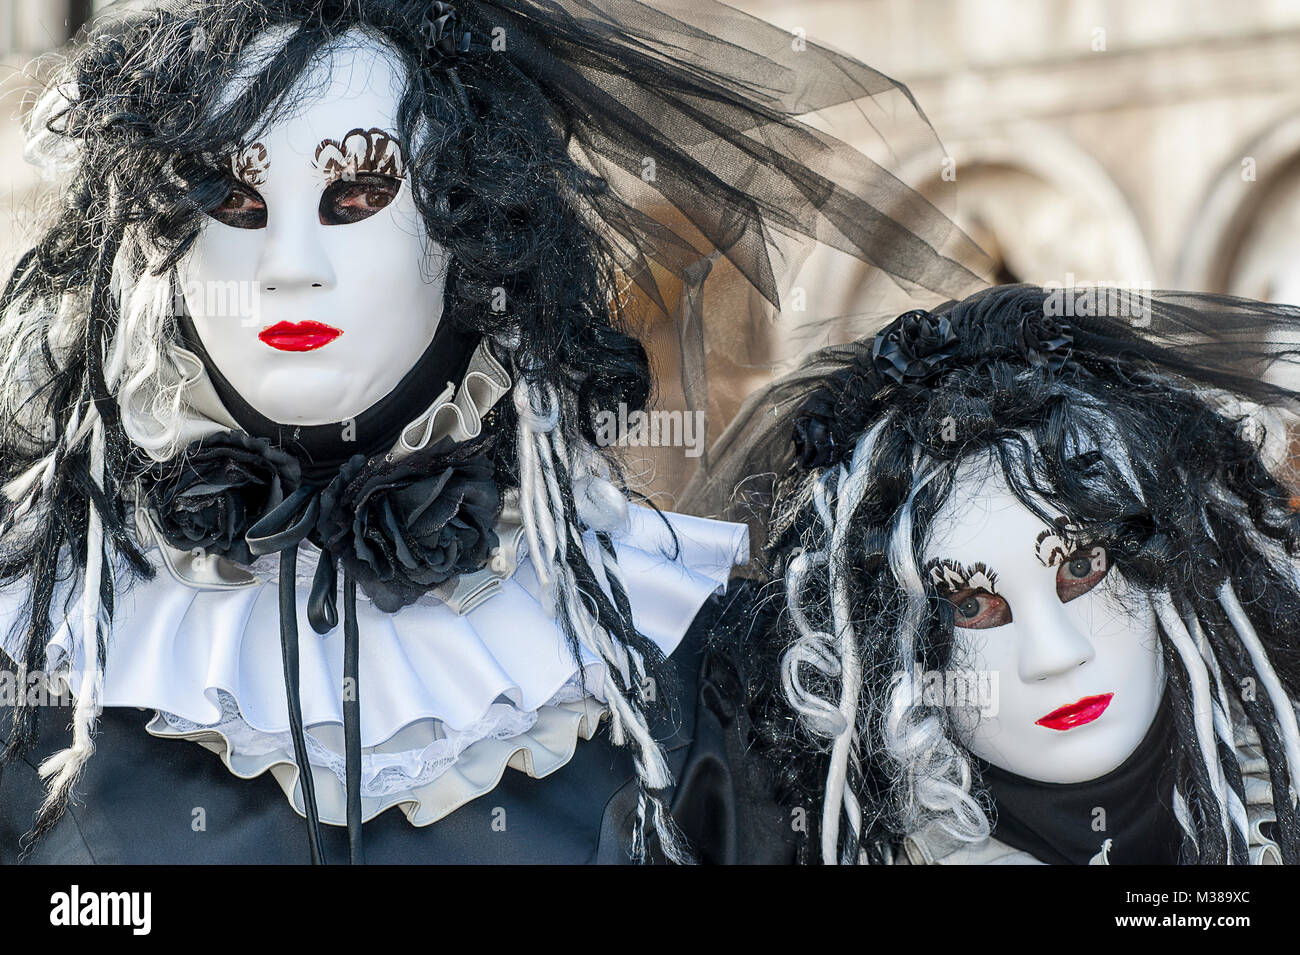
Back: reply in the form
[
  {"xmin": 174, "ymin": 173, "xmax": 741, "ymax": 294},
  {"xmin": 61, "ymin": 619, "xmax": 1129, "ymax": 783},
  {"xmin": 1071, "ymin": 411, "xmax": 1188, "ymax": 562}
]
[
  {"xmin": 740, "ymin": 0, "xmax": 1300, "ymax": 303},
  {"xmin": 4, "ymin": 0, "xmax": 1300, "ymax": 502},
  {"xmin": 1, "ymin": 1, "xmax": 90, "ymax": 276},
  {"xmin": 657, "ymin": 0, "xmax": 1300, "ymax": 503}
]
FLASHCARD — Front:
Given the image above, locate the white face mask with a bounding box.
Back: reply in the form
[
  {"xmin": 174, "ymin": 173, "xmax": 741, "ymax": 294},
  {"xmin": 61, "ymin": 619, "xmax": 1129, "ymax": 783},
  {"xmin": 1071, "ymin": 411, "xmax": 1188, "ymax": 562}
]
[
  {"xmin": 921, "ymin": 457, "xmax": 1163, "ymax": 784},
  {"xmin": 178, "ymin": 32, "xmax": 448, "ymax": 426}
]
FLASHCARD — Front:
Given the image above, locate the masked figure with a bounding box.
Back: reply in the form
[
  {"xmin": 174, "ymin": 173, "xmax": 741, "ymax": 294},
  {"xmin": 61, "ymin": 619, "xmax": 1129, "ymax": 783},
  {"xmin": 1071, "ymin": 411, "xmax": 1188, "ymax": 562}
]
[
  {"xmin": 694, "ymin": 284, "xmax": 1300, "ymax": 865},
  {"xmin": 0, "ymin": 0, "xmax": 981, "ymax": 863}
]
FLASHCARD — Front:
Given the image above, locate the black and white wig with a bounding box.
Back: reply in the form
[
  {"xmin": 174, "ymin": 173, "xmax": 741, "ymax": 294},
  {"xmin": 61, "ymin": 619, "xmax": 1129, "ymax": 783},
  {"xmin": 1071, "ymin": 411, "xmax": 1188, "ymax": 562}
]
[
  {"xmin": 0, "ymin": 0, "xmax": 985, "ymax": 859},
  {"xmin": 700, "ymin": 284, "xmax": 1300, "ymax": 864}
]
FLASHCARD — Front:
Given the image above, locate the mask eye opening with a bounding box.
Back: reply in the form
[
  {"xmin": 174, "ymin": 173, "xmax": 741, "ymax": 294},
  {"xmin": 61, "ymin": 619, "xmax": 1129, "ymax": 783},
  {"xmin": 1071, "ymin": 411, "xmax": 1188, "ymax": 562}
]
[
  {"xmin": 1056, "ymin": 545, "xmax": 1110, "ymax": 603},
  {"xmin": 318, "ymin": 173, "xmax": 402, "ymax": 226},
  {"xmin": 206, "ymin": 179, "xmax": 268, "ymax": 230}
]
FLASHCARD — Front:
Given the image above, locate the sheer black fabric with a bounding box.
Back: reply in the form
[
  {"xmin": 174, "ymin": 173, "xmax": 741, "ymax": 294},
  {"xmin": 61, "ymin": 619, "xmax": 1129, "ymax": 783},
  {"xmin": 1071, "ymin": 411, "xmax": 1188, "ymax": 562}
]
[{"xmin": 682, "ymin": 286, "xmax": 1300, "ymax": 553}]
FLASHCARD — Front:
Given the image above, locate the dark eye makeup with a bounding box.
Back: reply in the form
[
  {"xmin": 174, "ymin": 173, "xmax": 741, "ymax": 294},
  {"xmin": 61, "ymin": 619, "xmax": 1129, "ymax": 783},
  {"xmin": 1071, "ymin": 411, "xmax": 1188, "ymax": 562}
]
[
  {"xmin": 207, "ymin": 181, "xmax": 267, "ymax": 230},
  {"xmin": 319, "ymin": 173, "xmax": 402, "ymax": 226},
  {"xmin": 933, "ymin": 543, "xmax": 1111, "ymax": 630},
  {"xmin": 204, "ymin": 173, "xmax": 403, "ymax": 230},
  {"xmin": 948, "ymin": 589, "xmax": 1013, "ymax": 630}
]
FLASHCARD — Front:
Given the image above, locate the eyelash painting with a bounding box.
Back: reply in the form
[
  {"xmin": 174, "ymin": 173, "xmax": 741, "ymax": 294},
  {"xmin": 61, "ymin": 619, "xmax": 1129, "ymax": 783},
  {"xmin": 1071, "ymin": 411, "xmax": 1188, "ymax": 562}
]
[
  {"xmin": 925, "ymin": 558, "xmax": 999, "ymax": 595},
  {"xmin": 230, "ymin": 141, "xmax": 268, "ymax": 187},
  {"xmin": 1035, "ymin": 525, "xmax": 1102, "ymax": 568},
  {"xmin": 314, "ymin": 127, "xmax": 406, "ymax": 183}
]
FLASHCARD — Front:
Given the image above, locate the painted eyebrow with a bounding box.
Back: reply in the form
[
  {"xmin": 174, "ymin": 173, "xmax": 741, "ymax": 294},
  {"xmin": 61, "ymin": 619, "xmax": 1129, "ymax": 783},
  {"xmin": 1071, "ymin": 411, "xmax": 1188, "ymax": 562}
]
[
  {"xmin": 925, "ymin": 558, "xmax": 1000, "ymax": 595},
  {"xmin": 1035, "ymin": 526, "xmax": 1089, "ymax": 567},
  {"xmin": 313, "ymin": 127, "xmax": 406, "ymax": 182},
  {"xmin": 230, "ymin": 141, "xmax": 268, "ymax": 187}
]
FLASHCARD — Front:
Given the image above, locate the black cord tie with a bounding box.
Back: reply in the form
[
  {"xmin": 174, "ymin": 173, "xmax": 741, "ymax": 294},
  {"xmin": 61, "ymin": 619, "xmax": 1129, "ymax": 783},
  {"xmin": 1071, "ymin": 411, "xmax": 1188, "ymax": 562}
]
[
  {"xmin": 343, "ymin": 569, "xmax": 364, "ymax": 864},
  {"xmin": 277, "ymin": 544, "xmax": 327, "ymax": 865},
  {"xmin": 246, "ymin": 485, "xmax": 367, "ymax": 864},
  {"xmin": 248, "ymin": 486, "xmax": 333, "ymax": 864}
]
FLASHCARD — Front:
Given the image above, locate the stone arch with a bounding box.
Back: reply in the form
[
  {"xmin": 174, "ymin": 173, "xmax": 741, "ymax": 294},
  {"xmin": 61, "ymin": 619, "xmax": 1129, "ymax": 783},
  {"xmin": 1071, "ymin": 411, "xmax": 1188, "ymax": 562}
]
[
  {"xmin": 1176, "ymin": 108, "xmax": 1300, "ymax": 300},
  {"xmin": 898, "ymin": 121, "xmax": 1156, "ymax": 289}
]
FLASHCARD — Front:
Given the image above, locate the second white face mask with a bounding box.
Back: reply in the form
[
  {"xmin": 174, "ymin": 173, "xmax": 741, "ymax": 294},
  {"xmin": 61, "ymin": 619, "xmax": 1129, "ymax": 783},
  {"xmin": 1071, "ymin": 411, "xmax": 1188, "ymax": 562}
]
[{"xmin": 921, "ymin": 456, "xmax": 1164, "ymax": 784}]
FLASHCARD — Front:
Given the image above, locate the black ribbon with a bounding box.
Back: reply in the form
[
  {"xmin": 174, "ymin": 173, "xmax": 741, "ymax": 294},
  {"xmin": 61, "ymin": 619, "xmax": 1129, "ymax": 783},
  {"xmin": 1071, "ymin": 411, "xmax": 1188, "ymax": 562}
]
[
  {"xmin": 247, "ymin": 485, "xmax": 362, "ymax": 865},
  {"xmin": 247, "ymin": 485, "xmax": 319, "ymax": 558},
  {"xmin": 310, "ymin": 554, "xmax": 339, "ymax": 634},
  {"xmin": 275, "ymin": 542, "xmax": 327, "ymax": 865},
  {"xmin": 343, "ymin": 570, "xmax": 363, "ymax": 865},
  {"xmin": 247, "ymin": 484, "xmax": 344, "ymax": 637}
]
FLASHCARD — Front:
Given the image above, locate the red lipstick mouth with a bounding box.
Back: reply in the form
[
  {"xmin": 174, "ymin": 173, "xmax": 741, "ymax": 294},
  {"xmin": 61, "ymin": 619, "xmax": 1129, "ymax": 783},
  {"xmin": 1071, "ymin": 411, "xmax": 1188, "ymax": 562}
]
[
  {"xmin": 1036, "ymin": 693, "xmax": 1114, "ymax": 731},
  {"xmin": 258, "ymin": 320, "xmax": 342, "ymax": 352}
]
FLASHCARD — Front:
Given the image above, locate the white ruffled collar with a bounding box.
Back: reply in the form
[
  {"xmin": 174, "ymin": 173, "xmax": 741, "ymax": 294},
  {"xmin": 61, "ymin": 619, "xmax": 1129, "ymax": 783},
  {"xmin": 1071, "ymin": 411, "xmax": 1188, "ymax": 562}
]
[
  {"xmin": 31, "ymin": 333, "xmax": 752, "ymax": 825},
  {"xmin": 2, "ymin": 505, "xmax": 747, "ymax": 826},
  {"xmin": 124, "ymin": 333, "xmax": 511, "ymax": 465}
]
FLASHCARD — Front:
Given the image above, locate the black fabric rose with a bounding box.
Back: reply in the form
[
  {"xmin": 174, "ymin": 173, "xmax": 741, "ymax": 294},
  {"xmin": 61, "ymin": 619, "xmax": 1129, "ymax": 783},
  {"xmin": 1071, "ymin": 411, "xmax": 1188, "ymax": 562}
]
[
  {"xmin": 419, "ymin": 2, "xmax": 471, "ymax": 58},
  {"xmin": 1018, "ymin": 310, "xmax": 1074, "ymax": 372},
  {"xmin": 143, "ymin": 432, "xmax": 301, "ymax": 565},
  {"xmin": 315, "ymin": 437, "xmax": 500, "ymax": 613},
  {"xmin": 871, "ymin": 309, "xmax": 959, "ymax": 388}
]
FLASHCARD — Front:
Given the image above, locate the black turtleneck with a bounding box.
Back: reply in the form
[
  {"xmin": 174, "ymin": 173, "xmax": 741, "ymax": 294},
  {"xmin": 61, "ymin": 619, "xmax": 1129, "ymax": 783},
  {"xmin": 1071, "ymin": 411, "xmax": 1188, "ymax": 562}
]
[
  {"xmin": 977, "ymin": 693, "xmax": 1183, "ymax": 865},
  {"xmin": 176, "ymin": 311, "xmax": 479, "ymax": 482}
]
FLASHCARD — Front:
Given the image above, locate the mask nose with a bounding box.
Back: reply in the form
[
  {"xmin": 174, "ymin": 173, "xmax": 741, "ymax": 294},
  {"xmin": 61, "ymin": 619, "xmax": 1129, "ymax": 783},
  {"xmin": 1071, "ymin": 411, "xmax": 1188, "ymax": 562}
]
[
  {"xmin": 1017, "ymin": 597, "xmax": 1095, "ymax": 682},
  {"xmin": 255, "ymin": 214, "xmax": 337, "ymax": 294}
]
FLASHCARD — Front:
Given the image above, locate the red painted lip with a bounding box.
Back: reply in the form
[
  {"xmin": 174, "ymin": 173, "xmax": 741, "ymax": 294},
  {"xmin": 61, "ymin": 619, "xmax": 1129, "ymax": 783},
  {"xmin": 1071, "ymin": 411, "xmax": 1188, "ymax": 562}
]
[
  {"xmin": 258, "ymin": 320, "xmax": 342, "ymax": 352},
  {"xmin": 1036, "ymin": 693, "xmax": 1114, "ymax": 731}
]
